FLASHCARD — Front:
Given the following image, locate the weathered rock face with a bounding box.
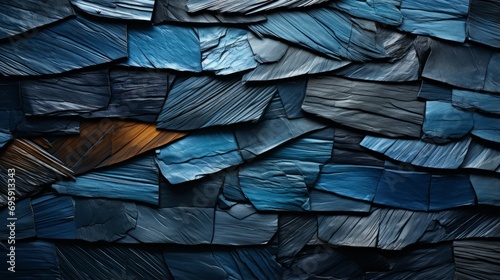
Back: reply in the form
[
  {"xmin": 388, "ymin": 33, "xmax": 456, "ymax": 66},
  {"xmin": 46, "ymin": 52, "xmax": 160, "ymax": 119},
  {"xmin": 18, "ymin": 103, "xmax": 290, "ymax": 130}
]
[{"xmin": 1, "ymin": 0, "xmax": 500, "ymax": 279}]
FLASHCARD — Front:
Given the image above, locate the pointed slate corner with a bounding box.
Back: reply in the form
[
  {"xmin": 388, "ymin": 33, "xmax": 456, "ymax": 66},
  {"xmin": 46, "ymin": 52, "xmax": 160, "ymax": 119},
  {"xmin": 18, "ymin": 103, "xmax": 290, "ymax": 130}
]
[
  {"xmin": 156, "ymin": 75, "xmax": 275, "ymax": 130},
  {"xmin": 0, "ymin": 0, "xmax": 74, "ymax": 40},
  {"xmin": 0, "ymin": 16, "xmax": 127, "ymax": 76},
  {"xmin": 72, "ymin": 0, "xmax": 155, "ymax": 21}
]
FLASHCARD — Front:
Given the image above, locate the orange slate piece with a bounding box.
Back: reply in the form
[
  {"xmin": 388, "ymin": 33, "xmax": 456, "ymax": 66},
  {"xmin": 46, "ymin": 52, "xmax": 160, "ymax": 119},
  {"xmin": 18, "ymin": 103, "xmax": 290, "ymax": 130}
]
[{"xmin": 44, "ymin": 120, "xmax": 186, "ymax": 175}]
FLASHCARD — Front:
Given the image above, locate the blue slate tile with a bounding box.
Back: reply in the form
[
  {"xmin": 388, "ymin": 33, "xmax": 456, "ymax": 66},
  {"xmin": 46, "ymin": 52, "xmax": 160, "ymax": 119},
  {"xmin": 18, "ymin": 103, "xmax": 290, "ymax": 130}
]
[
  {"xmin": 377, "ymin": 208, "xmax": 435, "ymax": 250},
  {"xmin": 244, "ymin": 32, "xmax": 351, "ymax": 81},
  {"xmin": 260, "ymin": 90, "xmax": 287, "ymax": 120},
  {"xmin": 429, "ymin": 175, "xmax": 476, "ymax": 211},
  {"xmin": 198, "ymin": 27, "xmax": 257, "ymax": 75},
  {"xmin": 72, "ymin": 0, "xmax": 155, "ymax": 21},
  {"xmin": 32, "ymin": 195, "xmax": 76, "ymax": 239},
  {"xmin": 0, "ymin": 81, "xmax": 22, "ymax": 132},
  {"xmin": 122, "ymin": 24, "xmax": 201, "ymax": 72},
  {"xmin": 309, "ymin": 189, "xmax": 372, "ymax": 212},
  {"xmin": 331, "ymin": 128, "xmax": 385, "ymax": 166},
  {"xmin": 249, "ymin": 8, "xmax": 387, "ymax": 61},
  {"xmin": 330, "ymin": 0, "xmax": 402, "ymax": 26},
  {"xmin": 53, "ymin": 154, "xmax": 160, "ymax": 205},
  {"xmin": 57, "ymin": 243, "xmax": 172, "ymax": 280},
  {"xmin": 315, "ymin": 164, "xmax": 383, "ymax": 202},
  {"xmin": 452, "ymin": 89, "xmax": 500, "ymax": 115},
  {"xmin": 14, "ymin": 116, "xmax": 80, "ymax": 137},
  {"xmin": 156, "ymin": 75, "xmax": 275, "ymax": 130},
  {"xmin": 166, "ymin": 247, "xmax": 282, "ymax": 280},
  {"xmin": 0, "ymin": 130, "xmax": 12, "ymax": 148},
  {"xmin": 367, "ymin": 243, "xmax": 455, "ymax": 279},
  {"xmin": 278, "ymin": 215, "xmax": 317, "ymax": 263},
  {"xmin": 422, "ymin": 101, "xmax": 474, "ymax": 142},
  {"xmin": 318, "ymin": 209, "xmax": 381, "ymax": 247},
  {"xmin": 0, "ymin": 16, "xmax": 127, "ymax": 76},
  {"xmin": 239, "ymin": 161, "xmax": 311, "ymax": 211},
  {"xmin": 187, "ymin": 0, "xmax": 329, "ymax": 14},
  {"xmin": 467, "ymin": 0, "xmax": 500, "ymax": 48},
  {"xmin": 239, "ymin": 128, "xmax": 333, "ymax": 211},
  {"xmin": 212, "ymin": 204, "xmax": 278, "ymax": 245},
  {"xmin": 461, "ymin": 140, "xmax": 500, "ymax": 172},
  {"xmin": 0, "ymin": 0, "xmax": 74, "ymax": 40},
  {"xmin": 246, "ymin": 33, "xmax": 288, "ymax": 64},
  {"xmin": 399, "ymin": 0, "xmax": 469, "ymax": 42},
  {"xmin": 0, "ymin": 241, "xmax": 60, "ymax": 278},
  {"xmin": 21, "ymin": 69, "xmax": 111, "ymax": 117},
  {"xmin": 454, "ymin": 240, "xmax": 500, "ymax": 279},
  {"xmin": 84, "ymin": 68, "xmax": 172, "ymax": 122},
  {"xmin": 153, "ymin": 0, "xmax": 266, "ymax": 24},
  {"xmin": 264, "ymin": 128, "xmax": 334, "ymax": 165},
  {"xmin": 0, "ymin": 198, "xmax": 35, "ymax": 240},
  {"xmin": 422, "ymin": 39, "xmax": 500, "ymax": 93},
  {"xmin": 75, "ymin": 198, "xmax": 137, "ymax": 242},
  {"xmin": 336, "ymin": 28, "xmax": 419, "ymax": 82},
  {"xmin": 212, "ymin": 248, "xmax": 282, "ymax": 280},
  {"xmin": 234, "ymin": 117, "xmax": 326, "ymax": 160},
  {"xmin": 304, "ymin": 76, "xmax": 424, "ymax": 137},
  {"xmin": 417, "ymin": 80, "xmax": 453, "ymax": 101},
  {"xmin": 222, "ymin": 170, "xmax": 248, "ymax": 202},
  {"xmin": 470, "ymin": 174, "xmax": 500, "ymax": 206},
  {"xmin": 471, "ymin": 113, "xmax": 500, "ymax": 143},
  {"xmin": 283, "ymin": 246, "xmax": 365, "ymax": 279},
  {"xmin": 164, "ymin": 251, "xmax": 227, "ymax": 279},
  {"xmin": 361, "ymin": 135, "xmax": 473, "ymax": 169},
  {"xmin": 127, "ymin": 206, "xmax": 214, "ymax": 244},
  {"xmin": 419, "ymin": 208, "xmax": 500, "ymax": 243},
  {"xmin": 156, "ymin": 127, "xmax": 243, "ymax": 184},
  {"xmin": 276, "ymin": 79, "xmax": 307, "ymax": 119},
  {"xmin": 374, "ymin": 169, "xmax": 431, "ymax": 211},
  {"xmin": 160, "ymin": 172, "xmax": 223, "ymax": 208}
]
